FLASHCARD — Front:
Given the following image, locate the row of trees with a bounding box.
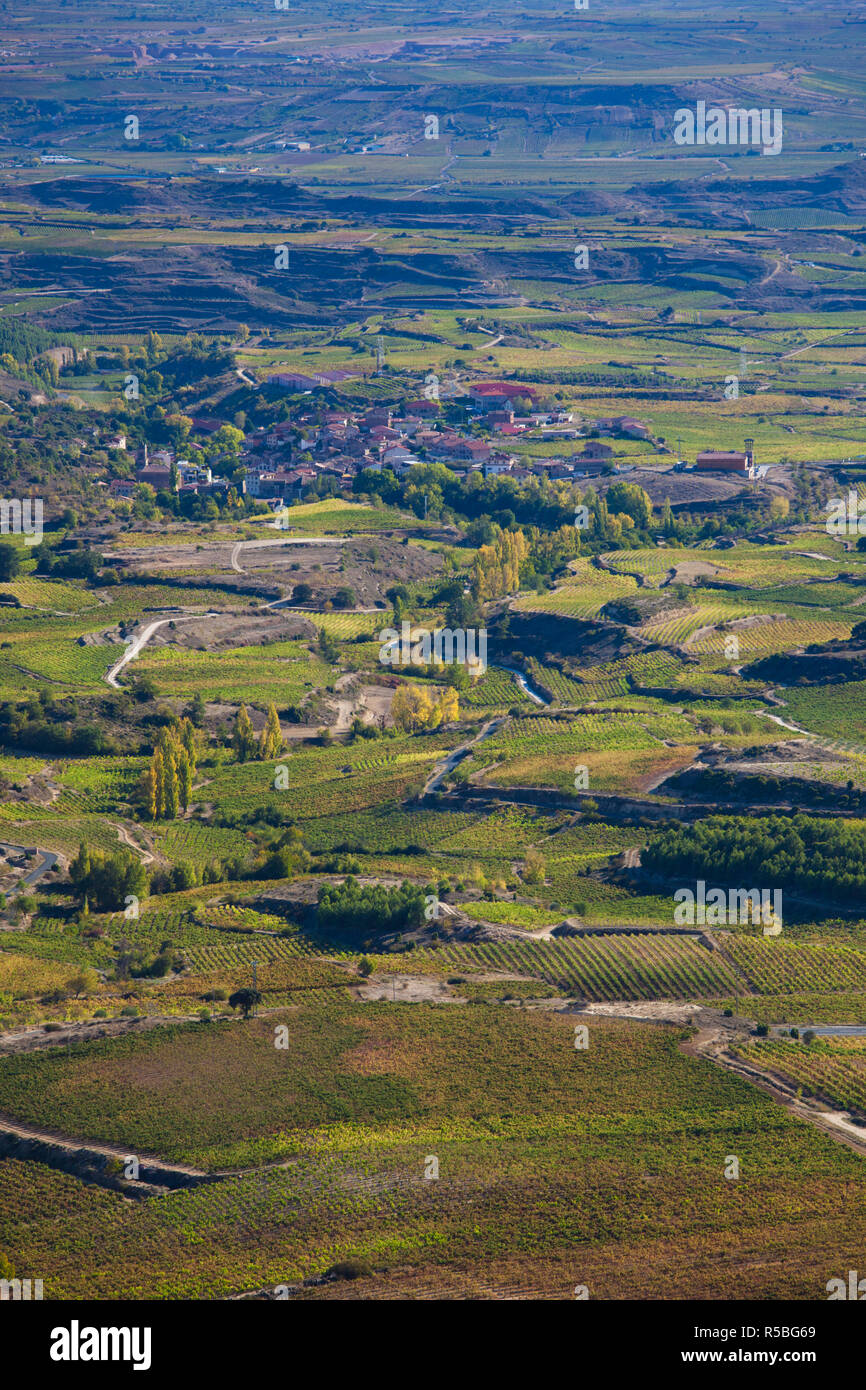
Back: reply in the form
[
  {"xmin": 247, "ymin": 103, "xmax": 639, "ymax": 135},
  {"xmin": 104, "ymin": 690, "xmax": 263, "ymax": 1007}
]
[
  {"xmin": 139, "ymin": 719, "xmax": 198, "ymax": 820},
  {"xmin": 471, "ymin": 527, "xmax": 530, "ymax": 602},
  {"xmin": 233, "ymin": 704, "xmax": 284, "ymax": 763}
]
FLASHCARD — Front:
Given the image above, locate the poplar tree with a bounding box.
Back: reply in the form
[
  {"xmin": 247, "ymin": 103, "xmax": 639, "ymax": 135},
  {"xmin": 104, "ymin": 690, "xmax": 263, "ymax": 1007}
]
[
  {"xmin": 258, "ymin": 703, "xmax": 284, "ymax": 760},
  {"xmin": 233, "ymin": 704, "xmax": 256, "ymax": 762}
]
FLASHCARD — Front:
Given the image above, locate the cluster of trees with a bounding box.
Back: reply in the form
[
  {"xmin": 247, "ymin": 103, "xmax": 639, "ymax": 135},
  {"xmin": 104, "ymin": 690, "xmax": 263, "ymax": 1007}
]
[
  {"xmin": 140, "ymin": 719, "xmax": 198, "ymax": 820},
  {"xmin": 0, "ymin": 691, "xmax": 119, "ymax": 756},
  {"xmin": 33, "ymin": 540, "xmax": 104, "ymax": 582},
  {"xmin": 317, "ymin": 877, "xmax": 427, "ymax": 936},
  {"xmin": 109, "ymin": 935, "xmax": 186, "ymax": 981},
  {"xmin": 0, "ymin": 319, "xmax": 56, "ymax": 365},
  {"xmin": 69, "ymin": 844, "xmax": 148, "ymax": 913},
  {"xmin": 352, "ymin": 456, "xmax": 797, "ymax": 551},
  {"xmin": 642, "ymin": 814, "xmax": 866, "ymax": 902},
  {"xmin": 356, "ymin": 461, "xmax": 581, "ymax": 532},
  {"xmin": 391, "ymin": 684, "xmax": 460, "ymax": 732},
  {"xmin": 471, "ymin": 527, "xmax": 530, "ymax": 602},
  {"xmin": 668, "ymin": 767, "xmax": 866, "ymax": 811},
  {"xmin": 0, "ymin": 320, "xmax": 61, "ymax": 394},
  {"xmin": 150, "ymin": 823, "xmax": 311, "ymax": 894},
  {"xmin": 232, "ymin": 704, "xmax": 284, "ymax": 763}
]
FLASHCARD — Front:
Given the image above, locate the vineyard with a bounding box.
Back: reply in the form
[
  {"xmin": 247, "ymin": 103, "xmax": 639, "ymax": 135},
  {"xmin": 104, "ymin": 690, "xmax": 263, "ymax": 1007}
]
[
  {"xmin": 718, "ymin": 934, "xmax": 866, "ymax": 994},
  {"xmin": 735, "ymin": 1037, "xmax": 866, "ymax": 1117},
  {"xmin": 515, "ymin": 560, "xmax": 638, "ymax": 619},
  {"xmin": 301, "ymin": 611, "xmax": 380, "ymax": 639},
  {"xmin": 411, "ymin": 932, "xmax": 742, "ymax": 1001},
  {"xmin": 464, "ymin": 665, "xmax": 529, "ymax": 707},
  {"xmin": 131, "ymin": 641, "xmax": 333, "ymax": 704},
  {"xmin": 782, "ymin": 681, "xmax": 866, "ymax": 745},
  {"xmin": 280, "ymin": 499, "xmax": 411, "ymax": 533},
  {"xmin": 0, "ymin": 578, "xmax": 98, "ymax": 613},
  {"xmin": 688, "ymin": 617, "xmax": 853, "ymax": 657},
  {"xmin": 1, "ymin": 1004, "xmax": 862, "ymax": 1300}
]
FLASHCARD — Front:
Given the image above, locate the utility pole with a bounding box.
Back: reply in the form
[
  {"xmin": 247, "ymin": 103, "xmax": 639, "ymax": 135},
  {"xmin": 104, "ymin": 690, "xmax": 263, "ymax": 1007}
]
[{"xmin": 376, "ymin": 335, "xmax": 385, "ymax": 374}]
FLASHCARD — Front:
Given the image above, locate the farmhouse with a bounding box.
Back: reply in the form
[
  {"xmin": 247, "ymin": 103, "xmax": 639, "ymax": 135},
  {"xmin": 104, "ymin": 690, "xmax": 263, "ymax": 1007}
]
[
  {"xmin": 695, "ymin": 450, "xmax": 753, "ymax": 475},
  {"xmin": 135, "ymin": 465, "xmax": 175, "ymax": 491},
  {"xmin": 469, "ymin": 381, "xmax": 540, "ymax": 412},
  {"xmin": 593, "ymin": 416, "xmax": 651, "ymax": 439}
]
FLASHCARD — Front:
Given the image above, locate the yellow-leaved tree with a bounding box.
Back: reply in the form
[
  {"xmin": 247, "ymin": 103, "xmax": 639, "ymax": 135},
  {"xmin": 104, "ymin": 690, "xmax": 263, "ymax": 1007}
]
[
  {"xmin": 258, "ymin": 703, "xmax": 284, "ymax": 760},
  {"xmin": 392, "ymin": 685, "xmax": 459, "ymax": 732},
  {"xmin": 139, "ymin": 717, "xmax": 199, "ymax": 820},
  {"xmin": 470, "ymin": 527, "xmax": 529, "ymax": 602},
  {"xmin": 392, "ymin": 684, "xmax": 435, "ymax": 732}
]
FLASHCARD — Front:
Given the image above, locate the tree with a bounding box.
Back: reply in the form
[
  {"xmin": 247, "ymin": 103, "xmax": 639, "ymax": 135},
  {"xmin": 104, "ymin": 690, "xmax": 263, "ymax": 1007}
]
[
  {"xmin": 163, "ymin": 749, "xmax": 179, "ymax": 819},
  {"xmin": 211, "ymin": 424, "xmax": 244, "ymax": 455},
  {"xmin": 70, "ymin": 848, "xmax": 147, "ymax": 913},
  {"xmin": 258, "ymin": 703, "xmax": 283, "ymax": 760},
  {"xmin": 434, "ymin": 687, "xmax": 460, "ymax": 725},
  {"xmin": 605, "ymin": 481, "xmax": 652, "ymax": 530},
  {"xmin": 176, "ymin": 746, "xmax": 192, "ymax": 811},
  {"xmin": 70, "ymin": 841, "xmax": 91, "ymax": 888},
  {"xmin": 523, "ymin": 847, "xmax": 546, "ymax": 884},
  {"xmin": 152, "ymin": 747, "xmax": 165, "ymax": 817},
  {"xmin": 317, "ymin": 627, "xmax": 339, "ymax": 663},
  {"xmin": 233, "ymin": 704, "xmax": 256, "ymax": 762},
  {"xmin": 140, "ymin": 719, "xmax": 197, "ymax": 820},
  {"xmin": 392, "ymin": 684, "xmax": 434, "ymax": 733},
  {"xmin": 187, "ymin": 691, "xmax": 206, "ymax": 727},
  {"xmin": 471, "ymin": 527, "xmax": 529, "ymax": 602},
  {"xmin": 229, "ymin": 987, "xmax": 262, "ymax": 1019},
  {"xmin": 68, "ymin": 967, "xmax": 99, "ymax": 998},
  {"xmin": 180, "ymin": 718, "xmax": 198, "ymax": 775},
  {"xmin": 0, "ymin": 543, "xmax": 20, "ymax": 581}
]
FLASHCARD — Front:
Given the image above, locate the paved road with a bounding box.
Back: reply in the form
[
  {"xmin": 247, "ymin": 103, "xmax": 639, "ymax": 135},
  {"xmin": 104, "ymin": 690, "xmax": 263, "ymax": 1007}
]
[
  {"xmin": 0, "ymin": 841, "xmax": 60, "ymax": 897},
  {"xmin": 494, "ymin": 663, "xmax": 549, "ymax": 707},
  {"xmin": 772, "ymin": 1024, "xmax": 866, "ymax": 1037}
]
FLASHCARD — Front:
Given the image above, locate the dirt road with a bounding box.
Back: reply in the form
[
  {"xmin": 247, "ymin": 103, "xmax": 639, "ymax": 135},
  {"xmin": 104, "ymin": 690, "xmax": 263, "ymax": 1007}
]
[
  {"xmin": 230, "ymin": 534, "xmax": 346, "ymax": 574},
  {"xmin": 422, "ymin": 716, "xmax": 506, "ymax": 795},
  {"xmin": 683, "ymin": 1014, "xmax": 866, "ymax": 1161}
]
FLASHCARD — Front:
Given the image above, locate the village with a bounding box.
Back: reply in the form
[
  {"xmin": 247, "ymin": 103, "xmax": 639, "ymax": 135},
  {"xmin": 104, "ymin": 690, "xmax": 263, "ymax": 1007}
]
[{"xmin": 104, "ymin": 377, "xmax": 756, "ymax": 510}]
